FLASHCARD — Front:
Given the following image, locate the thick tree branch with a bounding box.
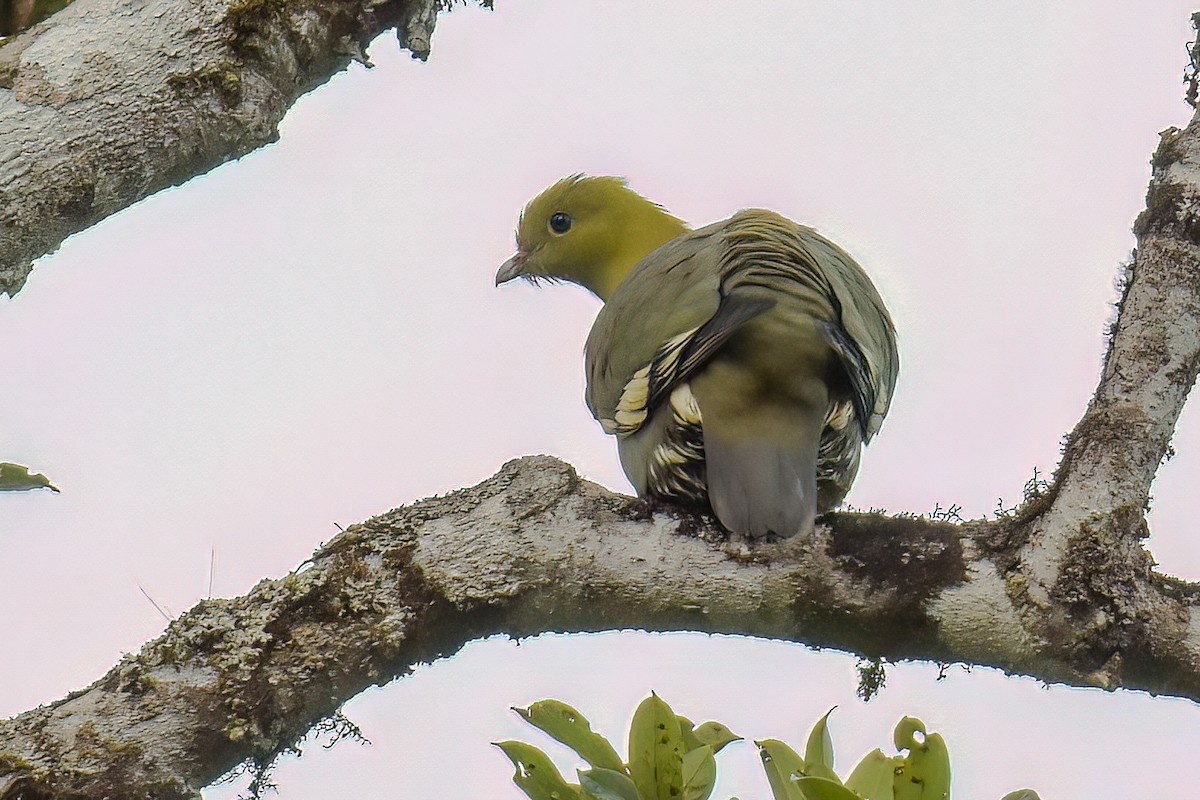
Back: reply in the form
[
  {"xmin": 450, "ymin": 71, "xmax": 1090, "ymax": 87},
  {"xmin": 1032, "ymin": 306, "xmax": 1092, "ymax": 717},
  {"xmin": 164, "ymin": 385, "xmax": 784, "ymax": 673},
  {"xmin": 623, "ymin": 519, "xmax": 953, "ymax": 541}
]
[
  {"xmin": 0, "ymin": 458, "xmax": 995, "ymax": 800},
  {"xmin": 1002, "ymin": 118, "xmax": 1200, "ymax": 682},
  {"xmin": 0, "ymin": 0, "xmax": 452, "ymax": 296}
]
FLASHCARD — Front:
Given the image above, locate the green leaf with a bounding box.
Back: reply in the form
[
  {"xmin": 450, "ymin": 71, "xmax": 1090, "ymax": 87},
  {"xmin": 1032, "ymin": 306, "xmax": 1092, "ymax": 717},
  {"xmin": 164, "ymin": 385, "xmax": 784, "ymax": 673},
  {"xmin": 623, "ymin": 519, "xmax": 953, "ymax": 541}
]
[
  {"xmin": 999, "ymin": 791, "xmax": 1041, "ymax": 800},
  {"xmin": 804, "ymin": 709, "xmax": 840, "ymax": 782},
  {"xmin": 693, "ymin": 721, "xmax": 741, "ymax": 754},
  {"xmin": 892, "ymin": 718, "xmax": 925, "ymax": 753},
  {"xmin": 845, "ymin": 748, "xmax": 898, "ymax": 800},
  {"xmin": 910, "ymin": 733, "xmax": 950, "ymax": 800},
  {"xmin": 0, "ymin": 462, "xmax": 59, "ymax": 493},
  {"xmin": 794, "ymin": 777, "xmax": 862, "ymax": 800},
  {"xmin": 681, "ymin": 745, "xmax": 717, "ymax": 800},
  {"xmin": 628, "ymin": 693, "xmax": 684, "ymax": 800},
  {"xmin": 579, "ymin": 768, "xmax": 640, "ymax": 800},
  {"xmin": 756, "ymin": 739, "xmax": 806, "ymax": 800},
  {"xmin": 678, "ymin": 715, "xmax": 703, "ymax": 752},
  {"xmin": 515, "ymin": 700, "xmax": 625, "ymax": 771},
  {"xmin": 495, "ymin": 740, "xmax": 582, "ymax": 800},
  {"xmin": 893, "ymin": 720, "xmax": 950, "ymax": 800}
]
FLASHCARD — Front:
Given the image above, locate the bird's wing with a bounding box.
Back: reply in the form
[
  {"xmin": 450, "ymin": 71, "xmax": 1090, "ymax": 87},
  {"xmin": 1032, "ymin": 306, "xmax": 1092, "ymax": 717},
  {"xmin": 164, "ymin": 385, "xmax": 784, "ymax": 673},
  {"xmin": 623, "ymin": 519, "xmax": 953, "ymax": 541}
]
[
  {"xmin": 587, "ymin": 212, "xmax": 898, "ymax": 443},
  {"xmin": 717, "ymin": 211, "xmax": 898, "ymax": 441},
  {"xmin": 794, "ymin": 226, "xmax": 899, "ymax": 439},
  {"xmin": 642, "ymin": 292, "xmax": 776, "ymax": 413},
  {"xmin": 585, "ymin": 221, "xmax": 785, "ymax": 437}
]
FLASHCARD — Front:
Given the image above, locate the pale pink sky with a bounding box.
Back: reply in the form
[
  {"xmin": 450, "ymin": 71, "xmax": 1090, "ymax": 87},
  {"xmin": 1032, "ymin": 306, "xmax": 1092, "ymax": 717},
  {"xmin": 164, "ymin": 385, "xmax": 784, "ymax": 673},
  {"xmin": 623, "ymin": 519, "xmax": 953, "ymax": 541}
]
[{"xmin": 2, "ymin": 2, "xmax": 1199, "ymax": 797}]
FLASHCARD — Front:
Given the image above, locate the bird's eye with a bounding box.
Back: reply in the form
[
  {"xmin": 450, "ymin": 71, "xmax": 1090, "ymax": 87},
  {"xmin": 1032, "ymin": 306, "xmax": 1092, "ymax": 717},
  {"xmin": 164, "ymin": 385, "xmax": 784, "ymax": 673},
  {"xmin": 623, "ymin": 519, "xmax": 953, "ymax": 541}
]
[{"xmin": 549, "ymin": 212, "xmax": 572, "ymax": 234}]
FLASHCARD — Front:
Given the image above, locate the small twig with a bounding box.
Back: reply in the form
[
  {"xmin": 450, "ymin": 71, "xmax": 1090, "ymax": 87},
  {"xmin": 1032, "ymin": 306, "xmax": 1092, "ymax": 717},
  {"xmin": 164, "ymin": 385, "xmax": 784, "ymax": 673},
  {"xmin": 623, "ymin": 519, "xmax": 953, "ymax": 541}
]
[{"xmin": 137, "ymin": 585, "xmax": 172, "ymax": 622}]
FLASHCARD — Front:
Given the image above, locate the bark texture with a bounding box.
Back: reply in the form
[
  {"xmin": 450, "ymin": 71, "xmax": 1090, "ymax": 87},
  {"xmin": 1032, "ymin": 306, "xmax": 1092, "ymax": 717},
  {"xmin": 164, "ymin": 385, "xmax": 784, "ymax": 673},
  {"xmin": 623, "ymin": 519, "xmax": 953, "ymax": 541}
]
[
  {"xmin": 0, "ymin": 0, "xmax": 446, "ymax": 296},
  {"xmin": 3, "ymin": 3, "xmax": 1200, "ymax": 799}
]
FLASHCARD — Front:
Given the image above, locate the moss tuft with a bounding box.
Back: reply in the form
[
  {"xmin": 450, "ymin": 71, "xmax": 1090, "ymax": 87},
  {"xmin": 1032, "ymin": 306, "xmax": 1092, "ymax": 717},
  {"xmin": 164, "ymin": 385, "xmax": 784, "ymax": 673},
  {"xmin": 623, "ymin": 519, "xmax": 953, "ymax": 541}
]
[{"xmin": 167, "ymin": 64, "xmax": 243, "ymax": 107}]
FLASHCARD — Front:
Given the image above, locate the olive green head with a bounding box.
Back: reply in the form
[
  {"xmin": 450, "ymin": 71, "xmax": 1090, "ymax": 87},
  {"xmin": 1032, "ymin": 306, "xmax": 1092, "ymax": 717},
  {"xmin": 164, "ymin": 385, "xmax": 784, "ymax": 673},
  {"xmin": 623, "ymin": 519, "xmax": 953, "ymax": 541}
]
[{"xmin": 496, "ymin": 175, "xmax": 688, "ymax": 301}]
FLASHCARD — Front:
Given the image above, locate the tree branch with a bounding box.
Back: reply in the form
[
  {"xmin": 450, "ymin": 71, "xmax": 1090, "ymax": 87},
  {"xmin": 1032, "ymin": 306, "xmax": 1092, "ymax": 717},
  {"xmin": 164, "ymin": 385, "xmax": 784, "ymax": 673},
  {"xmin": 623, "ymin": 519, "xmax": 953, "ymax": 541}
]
[
  {"xmin": 0, "ymin": 457, "xmax": 971, "ymax": 800},
  {"xmin": 0, "ymin": 0, "xmax": 450, "ymax": 296}
]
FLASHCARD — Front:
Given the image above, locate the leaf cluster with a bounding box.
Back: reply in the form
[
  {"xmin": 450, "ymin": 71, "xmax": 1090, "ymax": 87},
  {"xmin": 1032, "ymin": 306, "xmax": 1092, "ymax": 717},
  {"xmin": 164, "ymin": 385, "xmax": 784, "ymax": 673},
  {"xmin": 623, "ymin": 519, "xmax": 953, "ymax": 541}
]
[
  {"xmin": 760, "ymin": 712, "xmax": 953, "ymax": 800},
  {"xmin": 496, "ymin": 694, "xmax": 739, "ymax": 800},
  {"xmin": 499, "ymin": 695, "xmax": 1041, "ymax": 800}
]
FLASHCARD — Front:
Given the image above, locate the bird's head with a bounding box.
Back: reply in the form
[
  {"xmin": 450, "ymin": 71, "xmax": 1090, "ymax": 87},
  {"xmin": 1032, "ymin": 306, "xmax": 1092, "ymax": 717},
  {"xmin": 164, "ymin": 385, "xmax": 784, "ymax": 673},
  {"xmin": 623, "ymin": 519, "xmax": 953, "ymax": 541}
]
[{"xmin": 496, "ymin": 175, "xmax": 688, "ymax": 301}]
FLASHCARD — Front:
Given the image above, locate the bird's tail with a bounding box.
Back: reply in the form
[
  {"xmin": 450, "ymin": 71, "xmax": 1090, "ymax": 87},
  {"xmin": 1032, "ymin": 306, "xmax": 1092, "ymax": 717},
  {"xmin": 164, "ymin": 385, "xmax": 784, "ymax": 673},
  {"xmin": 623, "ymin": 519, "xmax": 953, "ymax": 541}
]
[{"xmin": 702, "ymin": 411, "xmax": 822, "ymax": 539}]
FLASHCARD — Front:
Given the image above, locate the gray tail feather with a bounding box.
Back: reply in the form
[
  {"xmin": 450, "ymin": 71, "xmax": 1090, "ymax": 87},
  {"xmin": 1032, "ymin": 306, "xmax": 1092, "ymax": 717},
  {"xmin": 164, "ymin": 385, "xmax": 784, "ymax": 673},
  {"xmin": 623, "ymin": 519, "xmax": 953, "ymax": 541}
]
[{"xmin": 703, "ymin": 430, "xmax": 819, "ymax": 539}]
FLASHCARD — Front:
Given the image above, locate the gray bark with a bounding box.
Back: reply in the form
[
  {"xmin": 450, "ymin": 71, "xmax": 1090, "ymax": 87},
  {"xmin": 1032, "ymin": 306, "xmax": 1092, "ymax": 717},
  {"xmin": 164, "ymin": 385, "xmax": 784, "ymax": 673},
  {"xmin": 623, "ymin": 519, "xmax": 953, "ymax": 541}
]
[
  {"xmin": 0, "ymin": 0, "xmax": 443, "ymax": 296},
  {"xmin": 2, "ymin": 2, "xmax": 1200, "ymax": 799}
]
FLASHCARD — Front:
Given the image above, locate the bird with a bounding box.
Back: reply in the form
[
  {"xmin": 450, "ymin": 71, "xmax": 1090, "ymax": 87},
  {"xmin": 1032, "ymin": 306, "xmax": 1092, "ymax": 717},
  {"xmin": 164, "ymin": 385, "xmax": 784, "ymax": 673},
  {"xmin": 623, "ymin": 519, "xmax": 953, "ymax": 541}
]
[{"xmin": 496, "ymin": 175, "xmax": 898, "ymax": 539}]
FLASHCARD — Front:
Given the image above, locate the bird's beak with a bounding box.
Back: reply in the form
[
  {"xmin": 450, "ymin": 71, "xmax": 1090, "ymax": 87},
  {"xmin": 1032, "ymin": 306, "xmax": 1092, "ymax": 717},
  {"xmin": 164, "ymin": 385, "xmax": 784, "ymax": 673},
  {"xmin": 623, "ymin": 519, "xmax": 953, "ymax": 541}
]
[{"xmin": 495, "ymin": 251, "xmax": 529, "ymax": 286}]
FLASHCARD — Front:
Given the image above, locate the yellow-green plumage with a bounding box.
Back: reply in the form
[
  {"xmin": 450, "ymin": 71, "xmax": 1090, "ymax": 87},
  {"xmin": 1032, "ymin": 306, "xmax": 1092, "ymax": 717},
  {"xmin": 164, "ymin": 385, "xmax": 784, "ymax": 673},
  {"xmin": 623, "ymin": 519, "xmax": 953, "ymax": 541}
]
[{"xmin": 497, "ymin": 175, "xmax": 898, "ymax": 538}]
